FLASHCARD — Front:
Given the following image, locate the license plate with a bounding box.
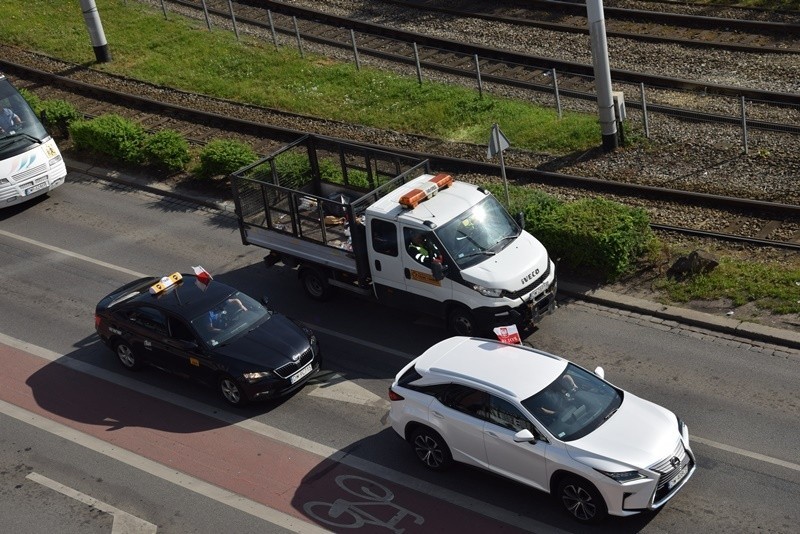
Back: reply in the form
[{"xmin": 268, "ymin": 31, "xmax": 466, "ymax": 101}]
[
  {"xmin": 668, "ymin": 464, "xmax": 689, "ymax": 489},
  {"xmin": 25, "ymin": 182, "xmax": 49, "ymax": 195},
  {"xmin": 290, "ymin": 364, "xmax": 312, "ymax": 384}
]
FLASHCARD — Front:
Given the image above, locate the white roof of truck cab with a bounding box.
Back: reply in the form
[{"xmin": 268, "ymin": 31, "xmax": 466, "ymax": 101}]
[
  {"xmin": 366, "ymin": 174, "xmax": 488, "ymax": 227},
  {"xmin": 411, "ymin": 337, "xmax": 567, "ymax": 400}
]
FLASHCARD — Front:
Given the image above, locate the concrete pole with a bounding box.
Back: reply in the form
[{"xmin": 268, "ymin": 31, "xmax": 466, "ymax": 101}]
[
  {"xmin": 586, "ymin": 0, "xmax": 617, "ymax": 152},
  {"xmin": 80, "ymin": 0, "xmax": 112, "ymax": 63}
]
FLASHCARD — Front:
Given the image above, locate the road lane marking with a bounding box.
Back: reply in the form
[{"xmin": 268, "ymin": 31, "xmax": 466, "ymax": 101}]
[
  {"xmin": 0, "ymin": 229, "xmax": 147, "ymax": 277},
  {"xmin": 691, "ymin": 436, "xmax": 800, "ymax": 472},
  {"xmin": 306, "ymin": 371, "xmax": 389, "ymax": 407},
  {"xmin": 3, "ymin": 402, "xmax": 329, "ymax": 533},
  {"xmin": 27, "ymin": 472, "xmax": 158, "ymax": 534}
]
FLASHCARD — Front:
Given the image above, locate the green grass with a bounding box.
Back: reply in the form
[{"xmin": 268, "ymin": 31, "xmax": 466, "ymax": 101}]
[
  {"xmin": 656, "ymin": 257, "xmax": 800, "ymax": 315},
  {"xmin": 0, "ymin": 0, "xmax": 599, "ymax": 154}
]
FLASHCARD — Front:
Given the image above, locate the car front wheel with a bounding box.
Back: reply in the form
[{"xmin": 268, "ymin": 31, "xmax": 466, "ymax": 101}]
[
  {"xmin": 557, "ymin": 476, "xmax": 608, "ymax": 524},
  {"xmin": 410, "ymin": 427, "xmax": 452, "ymax": 471},
  {"xmin": 114, "ymin": 340, "xmax": 143, "ymax": 370},
  {"xmin": 219, "ymin": 375, "xmax": 249, "ymax": 407}
]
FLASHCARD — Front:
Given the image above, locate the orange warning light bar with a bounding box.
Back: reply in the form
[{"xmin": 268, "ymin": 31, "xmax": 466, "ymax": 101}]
[{"xmin": 399, "ymin": 174, "xmax": 454, "ymax": 208}]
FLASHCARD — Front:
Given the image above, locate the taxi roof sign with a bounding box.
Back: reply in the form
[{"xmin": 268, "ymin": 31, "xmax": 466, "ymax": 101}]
[{"xmin": 149, "ymin": 272, "xmax": 183, "ymax": 294}]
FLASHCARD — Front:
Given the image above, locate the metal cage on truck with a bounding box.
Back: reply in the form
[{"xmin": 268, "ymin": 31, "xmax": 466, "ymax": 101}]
[{"xmin": 230, "ymin": 135, "xmax": 429, "ymax": 288}]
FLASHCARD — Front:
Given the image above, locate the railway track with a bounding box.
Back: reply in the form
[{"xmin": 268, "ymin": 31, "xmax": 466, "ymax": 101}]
[
  {"xmin": 386, "ymin": 0, "xmax": 800, "ymax": 54},
  {"xmin": 156, "ymin": 0, "xmax": 800, "ymax": 131},
  {"xmin": 3, "ymin": 58, "xmax": 798, "ymax": 250}
]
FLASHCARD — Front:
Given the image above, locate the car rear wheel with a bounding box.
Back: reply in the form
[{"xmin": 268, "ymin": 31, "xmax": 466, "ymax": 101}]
[
  {"xmin": 557, "ymin": 476, "xmax": 608, "ymax": 524},
  {"xmin": 410, "ymin": 427, "xmax": 452, "ymax": 471},
  {"xmin": 219, "ymin": 374, "xmax": 248, "ymax": 407},
  {"xmin": 114, "ymin": 340, "xmax": 143, "ymax": 370}
]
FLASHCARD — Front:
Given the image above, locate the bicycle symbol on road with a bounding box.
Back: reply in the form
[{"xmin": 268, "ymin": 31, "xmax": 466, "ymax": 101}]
[{"xmin": 303, "ymin": 475, "xmax": 424, "ymax": 533}]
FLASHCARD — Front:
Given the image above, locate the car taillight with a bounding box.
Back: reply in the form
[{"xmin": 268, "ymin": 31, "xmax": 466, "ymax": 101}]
[
  {"xmin": 94, "ymin": 314, "xmax": 102, "ymax": 329},
  {"xmin": 388, "ymin": 388, "xmax": 404, "ymax": 401}
]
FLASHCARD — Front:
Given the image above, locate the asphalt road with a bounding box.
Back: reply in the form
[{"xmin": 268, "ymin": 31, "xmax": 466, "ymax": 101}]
[{"xmin": 0, "ymin": 174, "xmax": 798, "ymax": 533}]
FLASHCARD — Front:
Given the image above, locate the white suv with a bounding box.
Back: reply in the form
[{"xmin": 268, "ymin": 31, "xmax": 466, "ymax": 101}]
[{"xmin": 388, "ymin": 337, "xmax": 695, "ymax": 523}]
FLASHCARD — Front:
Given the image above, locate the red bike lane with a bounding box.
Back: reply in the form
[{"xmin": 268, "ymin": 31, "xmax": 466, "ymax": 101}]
[{"xmin": 1, "ymin": 342, "xmax": 532, "ymax": 533}]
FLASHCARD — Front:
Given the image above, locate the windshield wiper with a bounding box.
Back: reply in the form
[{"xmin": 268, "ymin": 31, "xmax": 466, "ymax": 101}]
[
  {"xmin": 459, "ymin": 250, "xmax": 496, "ymax": 260},
  {"xmin": 603, "ymin": 407, "xmax": 619, "ymax": 422}
]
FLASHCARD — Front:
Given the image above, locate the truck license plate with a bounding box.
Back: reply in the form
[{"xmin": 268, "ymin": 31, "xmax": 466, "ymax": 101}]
[{"xmin": 291, "ymin": 364, "xmax": 312, "ymax": 384}]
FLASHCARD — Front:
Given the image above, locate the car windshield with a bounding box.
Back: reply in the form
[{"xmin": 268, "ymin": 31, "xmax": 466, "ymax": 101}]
[
  {"xmin": 521, "ymin": 363, "xmax": 622, "ymax": 442},
  {"xmin": 435, "ymin": 195, "xmax": 519, "ymax": 269},
  {"xmin": 189, "ymin": 291, "xmax": 269, "ymax": 347}
]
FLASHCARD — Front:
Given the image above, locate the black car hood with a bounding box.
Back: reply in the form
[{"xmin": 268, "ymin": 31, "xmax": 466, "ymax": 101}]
[{"xmin": 213, "ymin": 314, "xmax": 310, "ymax": 368}]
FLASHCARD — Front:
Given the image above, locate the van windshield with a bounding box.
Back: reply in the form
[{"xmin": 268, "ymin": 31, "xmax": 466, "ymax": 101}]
[
  {"xmin": 435, "ymin": 195, "xmax": 519, "ymax": 269},
  {"xmin": 0, "ymin": 78, "xmax": 49, "ymax": 154}
]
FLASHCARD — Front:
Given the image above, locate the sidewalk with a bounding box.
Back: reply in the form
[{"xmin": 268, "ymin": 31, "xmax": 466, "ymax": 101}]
[{"xmin": 65, "ymin": 158, "xmax": 800, "ymax": 351}]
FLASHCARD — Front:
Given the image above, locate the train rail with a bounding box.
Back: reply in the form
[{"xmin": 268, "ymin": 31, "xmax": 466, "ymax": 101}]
[
  {"xmin": 385, "ymin": 0, "xmax": 800, "ymax": 54},
  {"xmin": 155, "ymin": 0, "xmax": 799, "ymax": 133},
  {"xmin": 2, "ymin": 57, "xmax": 797, "ymax": 250}
]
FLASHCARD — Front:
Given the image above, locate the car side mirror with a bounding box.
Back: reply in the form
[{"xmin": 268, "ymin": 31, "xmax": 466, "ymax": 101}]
[
  {"xmin": 594, "ymin": 366, "xmax": 605, "ymax": 379},
  {"xmin": 515, "ymin": 211, "xmax": 525, "ymax": 230},
  {"xmin": 261, "ymin": 295, "xmax": 271, "ymax": 310},
  {"xmin": 513, "ymin": 428, "xmax": 536, "ymax": 443}
]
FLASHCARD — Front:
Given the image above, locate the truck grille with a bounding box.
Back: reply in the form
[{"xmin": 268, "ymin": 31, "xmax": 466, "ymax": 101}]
[{"xmin": 505, "ymin": 261, "xmax": 551, "ymax": 299}]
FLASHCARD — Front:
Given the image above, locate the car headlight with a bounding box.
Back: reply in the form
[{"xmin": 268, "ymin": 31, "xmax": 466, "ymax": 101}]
[
  {"xmin": 242, "ymin": 371, "xmax": 272, "ymax": 383},
  {"xmin": 472, "ymin": 284, "xmax": 503, "ymax": 297},
  {"xmin": 596, "ymin": 469, "xmax": 647, "ymax": 483}
]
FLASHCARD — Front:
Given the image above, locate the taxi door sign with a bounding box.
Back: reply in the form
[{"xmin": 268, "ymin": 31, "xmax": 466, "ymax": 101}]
[
  {"xmin": 409, "ymin": 270, "xmax": 441, "ymax": 286},
  {"xmin": 494, "ymin": 324, "xmax": 521, "ymax": 344}
]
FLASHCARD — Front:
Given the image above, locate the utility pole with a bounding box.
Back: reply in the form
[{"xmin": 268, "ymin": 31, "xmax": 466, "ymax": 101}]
[
  {"xmin": 80, "ymin": 0, "xmax": 112, "ymax": 63},
  {"xmin": 587, "ymin": 0, "xmax": 617, "ymax": 152}
]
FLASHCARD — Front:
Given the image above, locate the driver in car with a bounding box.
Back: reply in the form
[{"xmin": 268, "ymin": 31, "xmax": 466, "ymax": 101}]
[{"xmin": 208, "ymin": 297, "xmax": 248, "ymax": 332}]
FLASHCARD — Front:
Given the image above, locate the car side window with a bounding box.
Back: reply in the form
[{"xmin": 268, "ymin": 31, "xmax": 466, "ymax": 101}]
[
  {"xmin": 439, "ymin": 384, "xmax": 488, "ymax": 418},
  {"xmin": 126, "ymin": 306, "xmax": 167, "ymax": 335},
  {"xmin": 486, "ymin": 395, "xmax": 536, "ymax": 434},
  {"xmin": 168, "ymin": 315, "xmax": 196, "ymax": 342}
]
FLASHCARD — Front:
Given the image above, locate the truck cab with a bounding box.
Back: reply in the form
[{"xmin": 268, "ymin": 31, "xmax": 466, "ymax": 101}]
[{"xmin": 365, "ymin": 173, "xmax": 556, "ymax": 336}]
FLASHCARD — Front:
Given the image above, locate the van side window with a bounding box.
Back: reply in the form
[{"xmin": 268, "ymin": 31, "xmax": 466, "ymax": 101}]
[{"xmin": 371, "ymin": 219, "xmax": 398, "ymax": 256}]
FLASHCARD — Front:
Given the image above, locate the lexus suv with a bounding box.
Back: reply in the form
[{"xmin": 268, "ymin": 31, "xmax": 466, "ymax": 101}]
[{"xmin": 388, "ymin": 337, "xmax": 695, "ymax": 523}]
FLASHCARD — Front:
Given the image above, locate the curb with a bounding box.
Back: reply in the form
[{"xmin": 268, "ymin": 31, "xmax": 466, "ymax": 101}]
[
  {"xmin": 559, "ymin": 282, "xmax": 800, "ymax": 350},
  {"xmin": 65, "ymin": 159, "xmax": 799, "ymax": 351}
]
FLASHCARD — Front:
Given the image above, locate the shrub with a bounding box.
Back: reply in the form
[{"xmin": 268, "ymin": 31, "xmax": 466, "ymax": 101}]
[
  {"xmin": 142, "ymin": 129, "xmax": 191, "ymax": 172},
  {"xmin": 196, "ymin": 139, "xmax": 257, "ymax": 179},
  {"xmin": 38, "ymin": 99, "xmax": 82, "ymax": 138},
  {"xmin": 68, "ymin": 114, "xmax": 146, "ymax": 164},
  {"xmin": 537, "ymin": 198, "xmax": 657, "ymax": 281},
  {"xmin": 485, "ymin": 183, "xmax": 657, "ymax": 281},
  {"xmin": 18, "ymin": 88, "xmax": 43, "ymax": 116}
]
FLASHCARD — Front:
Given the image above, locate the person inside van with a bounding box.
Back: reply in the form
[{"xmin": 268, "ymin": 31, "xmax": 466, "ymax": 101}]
[{"xmin": 0, "ymin": 106, "xmax": 22, "ymax": 134}]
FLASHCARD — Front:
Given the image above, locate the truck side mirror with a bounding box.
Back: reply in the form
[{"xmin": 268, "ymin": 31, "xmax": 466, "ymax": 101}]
[
  {"xmin": 431, "ymin": 260, "xmax": 447, "ymax": 281},
  {"xmin": 515, "ymin": 212, "xmax": 525, "ymax": 230}
]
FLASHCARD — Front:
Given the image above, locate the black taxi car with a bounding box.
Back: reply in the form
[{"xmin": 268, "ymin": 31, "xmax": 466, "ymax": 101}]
[{"xmin": 94, "ymin": 271, "xmax": 321, "ymax": 406}]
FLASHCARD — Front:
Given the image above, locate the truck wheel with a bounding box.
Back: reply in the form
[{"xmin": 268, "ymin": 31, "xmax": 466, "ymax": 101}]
[
  {"xmin": 300, "ymin": 267, "xmax": 333, "ymax": 301},
  {"xmin": 447, "ymin": 307, "xmax": 477, "ymax": 337}
]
